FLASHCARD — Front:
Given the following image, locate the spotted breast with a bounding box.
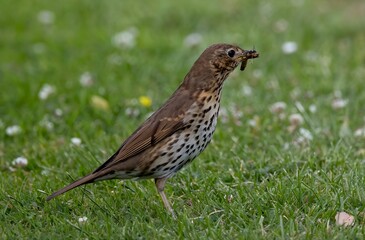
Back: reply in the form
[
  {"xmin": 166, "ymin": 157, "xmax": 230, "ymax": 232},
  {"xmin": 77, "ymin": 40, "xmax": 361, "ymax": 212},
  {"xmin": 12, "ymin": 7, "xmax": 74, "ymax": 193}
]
[{"xmin": 141, "ymin": 88, "xmax": 222, "ymax": 179}]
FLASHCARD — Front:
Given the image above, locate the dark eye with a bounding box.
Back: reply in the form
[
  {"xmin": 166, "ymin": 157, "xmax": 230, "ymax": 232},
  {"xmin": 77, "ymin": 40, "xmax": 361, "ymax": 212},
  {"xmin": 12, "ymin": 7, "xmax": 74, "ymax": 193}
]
[{"xmin": 227, "ymin": 49, "xmax": 235, "ymax": 58}]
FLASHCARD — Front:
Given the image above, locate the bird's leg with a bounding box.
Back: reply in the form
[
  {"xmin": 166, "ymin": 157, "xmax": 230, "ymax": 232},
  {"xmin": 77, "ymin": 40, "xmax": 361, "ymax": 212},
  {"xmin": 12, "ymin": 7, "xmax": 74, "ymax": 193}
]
[{"xmin": 155, "ymin": 178, "xmax": 176, "ymax": 219}]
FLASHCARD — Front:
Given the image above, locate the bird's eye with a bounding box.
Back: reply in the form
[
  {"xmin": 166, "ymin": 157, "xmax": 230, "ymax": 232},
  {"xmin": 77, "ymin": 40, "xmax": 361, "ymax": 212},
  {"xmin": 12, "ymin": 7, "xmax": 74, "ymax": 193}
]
[{"xmin": 227, "ymin": 49, "xmax": 235, "ymax": 58}]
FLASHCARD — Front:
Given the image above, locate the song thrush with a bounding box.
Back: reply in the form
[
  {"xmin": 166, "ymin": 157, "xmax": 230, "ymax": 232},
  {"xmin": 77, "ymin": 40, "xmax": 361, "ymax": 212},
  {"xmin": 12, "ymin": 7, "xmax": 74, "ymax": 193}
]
[{"xmin": 47, "ymin": 43, "xmax": 259, "ymax": 218}]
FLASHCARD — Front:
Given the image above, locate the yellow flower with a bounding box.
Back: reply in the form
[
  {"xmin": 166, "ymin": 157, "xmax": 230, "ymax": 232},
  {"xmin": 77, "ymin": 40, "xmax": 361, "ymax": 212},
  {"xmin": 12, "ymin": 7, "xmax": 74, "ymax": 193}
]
[{"xmin": 139, "ymin": 96, "xmax": 152, "ymax": 108}]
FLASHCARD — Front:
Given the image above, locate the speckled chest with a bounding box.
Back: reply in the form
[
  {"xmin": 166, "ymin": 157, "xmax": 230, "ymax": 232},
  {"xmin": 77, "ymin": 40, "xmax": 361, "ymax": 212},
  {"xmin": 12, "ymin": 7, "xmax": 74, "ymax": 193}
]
[{"xmin": 147, "ymin": 88, "xmax": 222, "ymax": 178}]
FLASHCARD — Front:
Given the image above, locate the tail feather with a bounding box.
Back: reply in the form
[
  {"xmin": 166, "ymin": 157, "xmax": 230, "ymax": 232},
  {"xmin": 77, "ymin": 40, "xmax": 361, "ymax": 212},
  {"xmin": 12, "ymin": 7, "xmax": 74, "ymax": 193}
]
[{"xmin": 46, "ymin": 173, "xmax": 98, "ymax": 201}]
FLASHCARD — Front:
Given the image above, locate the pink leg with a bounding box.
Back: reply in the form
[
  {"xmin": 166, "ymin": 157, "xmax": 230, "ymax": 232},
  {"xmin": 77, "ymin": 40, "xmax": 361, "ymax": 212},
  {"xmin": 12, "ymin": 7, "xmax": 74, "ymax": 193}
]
[{"xmin": 155, "ymin": 178, "xmax": 176, "ymax": 219}]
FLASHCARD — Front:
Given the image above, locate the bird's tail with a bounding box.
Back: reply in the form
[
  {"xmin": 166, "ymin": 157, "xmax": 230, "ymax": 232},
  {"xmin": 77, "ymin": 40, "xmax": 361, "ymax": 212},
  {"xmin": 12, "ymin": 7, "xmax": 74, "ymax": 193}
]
[{"xmin": 46, "ymin": 173, "xmax": 98, "ymax": 201}]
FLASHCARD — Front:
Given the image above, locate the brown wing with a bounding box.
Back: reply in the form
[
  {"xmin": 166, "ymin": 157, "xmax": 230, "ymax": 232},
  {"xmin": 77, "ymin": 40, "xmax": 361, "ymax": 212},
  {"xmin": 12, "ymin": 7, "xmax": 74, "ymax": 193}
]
[{"xmin": 93, "ymin": 87, "xmax": 194, "ymax": 172}]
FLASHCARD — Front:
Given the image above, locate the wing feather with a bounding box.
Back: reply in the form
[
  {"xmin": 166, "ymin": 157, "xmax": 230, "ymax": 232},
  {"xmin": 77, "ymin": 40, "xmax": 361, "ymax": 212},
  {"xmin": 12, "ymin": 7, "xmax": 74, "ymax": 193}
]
[{"xmin": 93, "ymin": 87, "xmax": 194, "ymax": 172}]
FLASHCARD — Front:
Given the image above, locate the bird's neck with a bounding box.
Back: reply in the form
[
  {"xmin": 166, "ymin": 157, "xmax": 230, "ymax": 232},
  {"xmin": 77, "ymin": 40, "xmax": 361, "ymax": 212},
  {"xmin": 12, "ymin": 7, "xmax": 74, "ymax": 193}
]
[{"xmin": 182, "ymin": 64, "xmax": 231, "ymax": 93}]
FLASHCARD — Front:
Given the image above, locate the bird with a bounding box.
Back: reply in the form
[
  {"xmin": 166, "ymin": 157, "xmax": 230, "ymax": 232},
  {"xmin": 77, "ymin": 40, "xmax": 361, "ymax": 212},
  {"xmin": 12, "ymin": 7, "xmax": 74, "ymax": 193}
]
[{"xmin": 47, "ymin": 43, "xmax": 259, "ymax": 218}]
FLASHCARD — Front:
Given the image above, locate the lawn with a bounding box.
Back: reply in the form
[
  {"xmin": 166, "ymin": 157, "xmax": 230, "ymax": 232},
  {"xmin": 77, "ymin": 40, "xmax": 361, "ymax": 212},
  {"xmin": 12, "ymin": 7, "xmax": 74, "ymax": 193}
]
[{"xmin": 1, "ymin": 0, "xmax": 365, "ymax": 239}]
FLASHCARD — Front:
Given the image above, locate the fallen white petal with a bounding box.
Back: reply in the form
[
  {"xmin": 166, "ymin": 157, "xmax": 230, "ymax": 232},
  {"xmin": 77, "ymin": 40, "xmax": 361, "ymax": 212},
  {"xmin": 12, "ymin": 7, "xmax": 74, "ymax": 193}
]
[
  {"xmin": 335, "ymin": 211, "xmax": 355, "ymax": 227},
  {"xmin": 282, "ymin": 41, "xmax": 298, "ymax": 54},
  {"xmin": 78, "ymin": 216, "xmax": 88, "ymax": 223},
  {"xmin": 71, "ymin": 137, "xmax": 82, "ymax": 146},
  {"xmin": 38, "ymin": 84, "xmax": 55, "ymax": 100},
  {"xmin": 309, "ymin": 104, "xmax": 317, "ymax": 113},
  {"xmin": 289, "ymin": 113, "xmax": 304, "ymax": 126},
  {"xmin": 242, "ymin": 85, "xmax": 252, "ymax": 96},
  {"xmin": 332, "ymin": 98, "xmax": 348, "ymax": 109},
  {"xmin": 112, "ymin": 27, "xmax": 138, "ymax": 49},
  {"xmin": 270, "ymin": 102, "xmax": 287, "ymax": 114},
  {"xmin": 79, "ymin": 72, "xmax": 94, "ymax": 87},
  {"xmin": 354, "ymin": 128, "xmax": 365, "ymax": 138},
  {"xmin": 6, "ymin": 125, "xmax": 22, "ymax": 136},
  {"xmin": 248, "ymin": 119, "xmax": 257, "ymax": 127},
  {"xmin": 12, "ymin": 157, "xmax": 28, "ymax": 167},
  {"xmin": 54, "ymin": 108, "xmax": 63, "ymax": 117}
]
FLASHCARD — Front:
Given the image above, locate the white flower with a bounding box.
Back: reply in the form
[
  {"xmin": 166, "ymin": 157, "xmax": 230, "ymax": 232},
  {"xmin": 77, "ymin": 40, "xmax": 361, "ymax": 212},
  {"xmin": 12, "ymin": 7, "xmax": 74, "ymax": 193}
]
[
  {"xmin": 79, "ymin": 72, "xmax": 94, "ymax": 87},
  {"xmin": 38, "ymin": 84, "xmax": 55, "ymax": 100},
  {"xmin": 289, "ymin": 113, "xmax": 304, "ymax": 126},
  {"xmin": 78, "ymin": 216, "xmax": 88, "ymax": 224},
  {"xmin": 282, "ymin": 41, "xmax": 298, "ymax": 54},
  {"xmin": 71, "ymin": 137, "xmax": 82, "ymax": 146},
  {"xmin": 270, "ymin": 102, "xmax": 287, "ymax": 114},
  {"xmin": 354, "ymin": 128, "xmax": 365, "ymax": 138},
  {"xmin": 248, "ymin": 119, "xmax": 257, "ymax": 127},
  {"xmin": 37, "ymin": 10, "xmax": 55, "ymax": 25},
  {"xmin": 12, "ymin": 157, "xmax": 28, "ymax": 167},
  {"xmin": 299, "ymin": 128, "xmax": 313, "ymax": 141},
  {"xmin": 54, "ymin": 108, "xmax": 63, "ymax": 117},
  {"xmin": 6, "ymin": 125, "xmax": 22, "ymax": 136},
  {"xmin": 183, "ymin": 33, "xmax": 203, "ymax": 48},
  {"xmin": 112, "ymin": 27, "xmax": 138, "ymax": 49},
  {"xmin": 242, "ymin": 85, "xmax": 252, "ymax": 96},
  {"xmin": 309, "ymin": 104, "xmax": 317, "ymax": 113},
  {"xmin": 332, "ymin": 98, "xmax": 348, "ymax": 109}
]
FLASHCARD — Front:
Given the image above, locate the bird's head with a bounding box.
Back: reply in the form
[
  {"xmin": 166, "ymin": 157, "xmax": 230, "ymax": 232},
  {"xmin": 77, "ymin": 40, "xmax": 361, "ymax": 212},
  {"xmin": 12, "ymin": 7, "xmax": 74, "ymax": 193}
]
[
  {"xmin": 183, "ymin": 43, "xmax": 259, "ymax": 91},
  {"xmin": 207, "ymin": 44, "xmax": 259, "ymax": 73}
]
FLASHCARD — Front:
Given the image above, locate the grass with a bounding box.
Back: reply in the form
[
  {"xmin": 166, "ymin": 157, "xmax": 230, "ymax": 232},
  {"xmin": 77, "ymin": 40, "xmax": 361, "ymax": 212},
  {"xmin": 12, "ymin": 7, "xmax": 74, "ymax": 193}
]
[{"xmin": 1, "ymin": 0, "xmax": 365, "ymax": 238}]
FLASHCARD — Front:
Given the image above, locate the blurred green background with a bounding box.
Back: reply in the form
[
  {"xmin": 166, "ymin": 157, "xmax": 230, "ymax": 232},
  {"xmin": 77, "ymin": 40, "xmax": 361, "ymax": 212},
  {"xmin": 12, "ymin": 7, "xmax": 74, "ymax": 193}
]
[{"xmin": 1, "ymin": 0, "xmax": 365, "ymax": 239}]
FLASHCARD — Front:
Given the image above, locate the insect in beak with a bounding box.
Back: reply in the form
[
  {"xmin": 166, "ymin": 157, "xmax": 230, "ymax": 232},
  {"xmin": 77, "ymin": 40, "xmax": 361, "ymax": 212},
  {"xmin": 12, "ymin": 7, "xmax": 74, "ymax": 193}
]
[{"xmin": 240, "ymin": 50, "xmax": 259, "ymax": 71}]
